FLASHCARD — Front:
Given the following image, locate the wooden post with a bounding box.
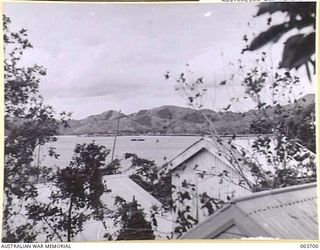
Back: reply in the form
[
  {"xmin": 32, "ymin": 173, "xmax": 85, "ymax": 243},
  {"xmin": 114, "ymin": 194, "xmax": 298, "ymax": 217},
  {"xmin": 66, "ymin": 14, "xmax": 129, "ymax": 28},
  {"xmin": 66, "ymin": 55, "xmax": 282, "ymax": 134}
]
[{"xmin": 111, "ymin": 110, "xmax": 121, "ymax": 162}]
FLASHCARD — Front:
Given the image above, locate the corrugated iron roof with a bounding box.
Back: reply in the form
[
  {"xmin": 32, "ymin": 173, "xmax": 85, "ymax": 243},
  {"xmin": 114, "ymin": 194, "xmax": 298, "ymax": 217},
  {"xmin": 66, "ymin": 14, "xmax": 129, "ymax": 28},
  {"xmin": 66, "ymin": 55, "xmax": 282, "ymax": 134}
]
[
  {"xmin": 101, "ymin": 174, "xmax": 162, "ymax": 208},
  {"xmin": 181, "ymin": 182, "xmax": 318, "ymax": 240}
]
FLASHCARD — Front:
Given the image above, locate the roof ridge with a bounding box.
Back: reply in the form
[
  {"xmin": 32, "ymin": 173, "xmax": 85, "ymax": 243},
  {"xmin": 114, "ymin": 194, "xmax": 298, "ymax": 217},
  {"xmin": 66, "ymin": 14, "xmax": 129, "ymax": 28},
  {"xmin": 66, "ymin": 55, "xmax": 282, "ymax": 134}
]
[
  {"xmin": 231, "ymin": 182, "xmax": 317, "ymax": 204},
  {"xmin": 163, "ymin": 138, "xmax": 205, "ymax": 168},
  {"xmin": 245, "ymin": 195, "xmax": 317, "ymax": 216}
]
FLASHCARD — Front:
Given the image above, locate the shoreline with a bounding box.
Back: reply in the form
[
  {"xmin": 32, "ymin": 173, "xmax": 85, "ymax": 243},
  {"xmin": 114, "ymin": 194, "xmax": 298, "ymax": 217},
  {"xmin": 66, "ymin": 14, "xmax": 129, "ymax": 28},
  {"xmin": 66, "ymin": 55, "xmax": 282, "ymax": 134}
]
[{"xmin": 55, "ymin": 133, "xmax": 270, "ymax": 138}]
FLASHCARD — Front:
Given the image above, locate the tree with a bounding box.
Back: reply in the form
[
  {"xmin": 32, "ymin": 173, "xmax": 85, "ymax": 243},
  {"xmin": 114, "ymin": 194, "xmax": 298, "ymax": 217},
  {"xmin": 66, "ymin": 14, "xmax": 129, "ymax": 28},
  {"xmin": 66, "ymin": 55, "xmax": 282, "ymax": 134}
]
[
  {"xmin": 162, "ymin": 8, "xmax": 316, "ymax": 234},
  {"xmin": 3, "ymin": 15, "xmax": 69, "ymax": 242},
  {"xmin": 171, "ymin": 56, "xmax": 316, "ymax": 187},
  {"xmin": 244, "ymin": 2, "xmax": 316, "ymax": 80},
  {"xmin": 164, "ymin": 53, "xmax": 316, "ymax": 237},
  {"xmin": 26, "ymin": 142, "xmax": 110, "ymax": 242},
  {"xmin": 111, "ymin": 196, "xmax": 155, "ymax": 241},
  {"xmin": 125, "ymin": 153, "xmax": 172, "ymax": 209}
]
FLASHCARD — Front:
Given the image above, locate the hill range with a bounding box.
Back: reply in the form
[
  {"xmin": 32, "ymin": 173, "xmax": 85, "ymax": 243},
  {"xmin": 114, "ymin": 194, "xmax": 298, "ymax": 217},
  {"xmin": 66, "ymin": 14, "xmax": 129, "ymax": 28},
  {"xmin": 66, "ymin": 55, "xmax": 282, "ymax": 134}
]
[{"xmin": 59, "ymin": 94, "xmax": 315, "ymax": 136}]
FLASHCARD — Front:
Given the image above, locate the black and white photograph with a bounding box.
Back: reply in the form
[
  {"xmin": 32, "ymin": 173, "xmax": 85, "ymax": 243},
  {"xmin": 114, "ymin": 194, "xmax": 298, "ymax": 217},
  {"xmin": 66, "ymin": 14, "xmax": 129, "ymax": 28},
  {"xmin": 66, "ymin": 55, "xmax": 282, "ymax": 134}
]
[{"xmin": 2, "ymin": 1, "xmax": 317, "ymax": 243}]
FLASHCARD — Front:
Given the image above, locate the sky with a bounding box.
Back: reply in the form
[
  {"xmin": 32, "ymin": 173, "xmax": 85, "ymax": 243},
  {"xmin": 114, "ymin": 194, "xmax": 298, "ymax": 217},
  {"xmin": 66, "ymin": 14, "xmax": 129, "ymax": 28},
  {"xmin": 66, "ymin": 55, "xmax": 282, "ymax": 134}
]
[{"xmin": 4, "ymin": 3, "xmax": 315, "ymax": 119}]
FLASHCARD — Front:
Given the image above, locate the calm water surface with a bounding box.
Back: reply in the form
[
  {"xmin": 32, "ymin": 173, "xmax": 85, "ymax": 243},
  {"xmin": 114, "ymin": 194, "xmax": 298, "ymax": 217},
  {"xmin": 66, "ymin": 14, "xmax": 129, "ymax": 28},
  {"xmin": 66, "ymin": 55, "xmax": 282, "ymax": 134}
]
[{"xmin": 37, "ymin": 135, "xmax": 201, "ymax": 168}]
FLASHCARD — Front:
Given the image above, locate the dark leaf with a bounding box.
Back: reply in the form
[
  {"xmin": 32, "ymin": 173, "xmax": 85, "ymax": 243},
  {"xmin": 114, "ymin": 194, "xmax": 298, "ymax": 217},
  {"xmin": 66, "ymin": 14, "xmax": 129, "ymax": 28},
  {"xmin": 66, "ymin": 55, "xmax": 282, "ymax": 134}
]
[
  {"xmin": 249, "ymin": 23, "xmax": 291, "ymax": 51},
  {"xmin": 305, "ymin": 63, "xmax": 311, "ymax": 82},
  {"xmin": 219, "ymin": 80, "xmax": 227, "ymax": 86},
  {"xmin": 256, "ymin": 3, "xmax": 315, "ymax": 16},
  {"xmin": 256, "ymin": 3, "xmax": 285, "ymax": 16},
  {"xmin": 279, "ymin": 32, "xmax": 315, "ymax": 70},
  {"xmin": 223, "ymin": 104, "xmax": 231, "ymax": 111}
]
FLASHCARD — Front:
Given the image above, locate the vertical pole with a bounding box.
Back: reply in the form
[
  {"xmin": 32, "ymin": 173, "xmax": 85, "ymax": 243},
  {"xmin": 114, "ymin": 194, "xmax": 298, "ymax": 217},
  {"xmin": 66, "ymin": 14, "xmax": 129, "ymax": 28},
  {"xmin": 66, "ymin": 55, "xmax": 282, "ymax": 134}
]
[
  {"xmin": 111, "ymin": 110, "xmax": 121, "ymax": 162},
  {"xmin": 195, "ymin": 172, "xmax": 199, "ymax": 222}
]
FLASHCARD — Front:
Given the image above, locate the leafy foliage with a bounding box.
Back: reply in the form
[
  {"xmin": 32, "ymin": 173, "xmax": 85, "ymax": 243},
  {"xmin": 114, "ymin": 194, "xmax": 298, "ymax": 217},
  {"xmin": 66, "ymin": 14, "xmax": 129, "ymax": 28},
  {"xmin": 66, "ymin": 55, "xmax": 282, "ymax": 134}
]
[
  {"xmin": 26, "ymin": 142, "xmax": 110, "ymax": 242},
  {"xmin": 199, "ymin": 192, "xmax": 226, "ymax": 216},
  {"xmin": 244, "ymin": 3, "xmax": 316, "ymax": 78},
  {"xmin": 165, "ymin": 53, "xmax": 316, "ymax": 237},
  {"xmin": 3, "ymin": 18, "xmax": 107, "ymax": 243},
  {"xmin": 170, "ymin": 178, "xmax": 225, "ymax": 238},
  {"xmin": 3, "ymin": 15, "xmax": 70, "ymax": 242},
  {"xmin": 232, "ymin": 61, "xmax": 315, "ymax": 189},
  {"xmin": 101, "ymin": 158, "xmax": 121, "ymax": 175},
  {"xmin": 111, "ymin": 196, "xmax": 155, "ymax": 240},
  {"xmin": 126, "ymin": 153, "xmax": 172, "ymax": 208}
]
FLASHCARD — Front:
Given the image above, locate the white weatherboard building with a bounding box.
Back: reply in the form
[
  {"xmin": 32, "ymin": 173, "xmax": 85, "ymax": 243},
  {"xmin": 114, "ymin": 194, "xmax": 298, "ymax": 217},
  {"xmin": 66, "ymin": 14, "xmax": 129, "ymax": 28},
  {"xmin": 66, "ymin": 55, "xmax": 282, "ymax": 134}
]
[
  {"xmin": 165, "ymin": 136, "xmax": 316, "ymax": 227},
  {"xmin": 166, "ymin": 137, "xmax": 252, "ymax": 224},
  {"xmin": 6, "ymin": 136, "xmax": 315, "ymax": 241}
]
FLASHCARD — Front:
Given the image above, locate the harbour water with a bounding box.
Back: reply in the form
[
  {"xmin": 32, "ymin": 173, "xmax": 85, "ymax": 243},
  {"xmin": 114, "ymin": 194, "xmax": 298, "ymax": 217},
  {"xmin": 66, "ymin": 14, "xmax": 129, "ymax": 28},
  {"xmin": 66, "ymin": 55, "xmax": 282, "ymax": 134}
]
[{"xmin": 36, "ymin": 135, "xmax": 202, "ymax": 168}]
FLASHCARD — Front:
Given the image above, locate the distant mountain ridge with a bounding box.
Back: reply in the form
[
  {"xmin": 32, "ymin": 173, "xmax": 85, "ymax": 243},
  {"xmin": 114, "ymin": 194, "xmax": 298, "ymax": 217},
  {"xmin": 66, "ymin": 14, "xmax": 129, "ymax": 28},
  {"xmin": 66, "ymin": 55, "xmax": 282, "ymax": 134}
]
[{"xmin": 59, "ymin": 94, "xmax": 315, "ymax": 136}]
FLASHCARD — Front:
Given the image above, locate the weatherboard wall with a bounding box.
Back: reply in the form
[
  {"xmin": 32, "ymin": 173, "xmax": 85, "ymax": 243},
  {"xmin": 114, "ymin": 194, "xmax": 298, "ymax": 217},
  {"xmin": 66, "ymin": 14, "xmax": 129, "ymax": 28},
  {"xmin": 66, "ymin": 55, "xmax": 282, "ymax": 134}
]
[{"xmin": 171, "ymin": 148, "xmax": 252, "ymax": 224}]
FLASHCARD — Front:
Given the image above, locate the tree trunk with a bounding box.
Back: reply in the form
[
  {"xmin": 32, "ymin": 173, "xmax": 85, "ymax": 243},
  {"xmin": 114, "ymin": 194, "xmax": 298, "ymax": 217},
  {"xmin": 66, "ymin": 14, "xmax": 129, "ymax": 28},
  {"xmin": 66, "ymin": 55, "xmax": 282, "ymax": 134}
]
[{"xmin": 67, "ymin": 198, "xmax": 73, "ymax": 242}]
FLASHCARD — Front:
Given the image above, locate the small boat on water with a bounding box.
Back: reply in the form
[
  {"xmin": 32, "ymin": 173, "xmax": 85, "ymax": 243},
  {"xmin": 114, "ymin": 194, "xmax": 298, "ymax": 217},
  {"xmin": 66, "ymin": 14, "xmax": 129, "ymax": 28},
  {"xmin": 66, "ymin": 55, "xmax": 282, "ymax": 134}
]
[{"xmin": 131, "ymin": 138, "xmax": 145, "ymax": 141}]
